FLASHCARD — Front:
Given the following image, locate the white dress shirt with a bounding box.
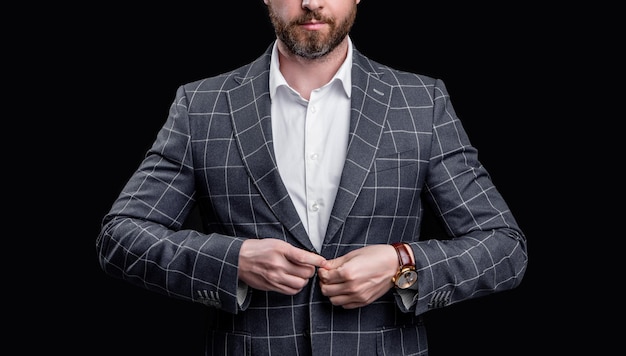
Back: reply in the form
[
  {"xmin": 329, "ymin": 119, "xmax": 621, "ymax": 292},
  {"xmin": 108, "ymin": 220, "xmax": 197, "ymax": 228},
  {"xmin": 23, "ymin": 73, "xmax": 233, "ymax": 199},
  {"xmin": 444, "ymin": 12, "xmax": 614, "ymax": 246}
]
[{"xmin": 269, "ymin": 40, "xmax": 352, "ymax": 252}]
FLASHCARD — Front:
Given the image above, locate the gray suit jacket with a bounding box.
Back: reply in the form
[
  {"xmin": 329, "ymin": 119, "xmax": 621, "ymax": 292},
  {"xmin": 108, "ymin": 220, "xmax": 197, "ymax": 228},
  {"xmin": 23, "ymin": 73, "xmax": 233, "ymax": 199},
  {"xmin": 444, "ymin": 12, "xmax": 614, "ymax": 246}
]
[{"xmin": 97, "ymin": 43, "xmax": 527, "ymax": 355}]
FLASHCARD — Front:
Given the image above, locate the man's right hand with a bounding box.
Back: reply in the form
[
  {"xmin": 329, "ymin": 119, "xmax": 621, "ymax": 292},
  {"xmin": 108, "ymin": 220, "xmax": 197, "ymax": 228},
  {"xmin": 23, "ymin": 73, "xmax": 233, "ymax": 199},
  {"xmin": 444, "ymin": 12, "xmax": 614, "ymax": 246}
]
[{"xmin": 238, "ymin": 238, "xmax": 327, "ymax": 295}]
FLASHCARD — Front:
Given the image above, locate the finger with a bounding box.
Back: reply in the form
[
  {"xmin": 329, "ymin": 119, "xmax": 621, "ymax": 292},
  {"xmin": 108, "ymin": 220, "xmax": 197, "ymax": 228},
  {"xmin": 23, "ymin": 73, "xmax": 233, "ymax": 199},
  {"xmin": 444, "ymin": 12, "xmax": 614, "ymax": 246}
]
[
  {"xmin": 318, "ymin": 278, "xmax": 344, "ymax": 297},
  {"xmin": 278, "ymin": 274, "xmax": 310, "ymax": 293},
  {"xmin": 317, "ymin": 265, "xmax": 344, "ymax": 285},
  {"xmin": 286, "ymin": 263, "xmax": 317, "ymax": 279},
  {"xmin": 326, "ymin": 293, "xmax": 361, "ymax": 309},
  {"xmin": 317, "ymin": 267, "xmax": 330, "ymax": 283},
  {"xmin": 320, "ymin": 254, "xmax": 347, "ymax": 270},
  {"xmin": 263, "ymin": 268, "xmax": 312, "ymax": 294},
  {"xmin": 286, "ymin": 246, "xmax": 327, "ymax": 267},
  {"xmin": 273, "ymin": 282, "xmax": 304, "ymax": 296}
]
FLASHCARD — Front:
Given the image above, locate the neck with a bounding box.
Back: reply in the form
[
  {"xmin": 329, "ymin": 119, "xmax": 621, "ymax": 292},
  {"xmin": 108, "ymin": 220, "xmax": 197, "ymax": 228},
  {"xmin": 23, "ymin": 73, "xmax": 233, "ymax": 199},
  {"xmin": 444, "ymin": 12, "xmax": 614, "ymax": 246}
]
[{"xmin": 276, "ymin": 38, "xmax": 349, "ymax": 100}]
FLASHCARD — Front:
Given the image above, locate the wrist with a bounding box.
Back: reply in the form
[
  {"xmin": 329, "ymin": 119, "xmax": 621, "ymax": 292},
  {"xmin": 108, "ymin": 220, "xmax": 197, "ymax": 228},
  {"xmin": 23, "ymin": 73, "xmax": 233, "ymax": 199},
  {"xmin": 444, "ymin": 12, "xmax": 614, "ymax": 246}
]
[{"xmin": 390, "ymin": 242, "xmax": 417, "ymax": 289}]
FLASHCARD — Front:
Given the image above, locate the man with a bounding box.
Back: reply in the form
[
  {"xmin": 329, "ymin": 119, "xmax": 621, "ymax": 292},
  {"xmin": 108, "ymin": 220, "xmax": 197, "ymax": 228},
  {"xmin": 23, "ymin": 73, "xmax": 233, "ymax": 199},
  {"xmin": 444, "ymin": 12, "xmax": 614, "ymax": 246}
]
[{"xmin": 96, "ymin": 0, "xmax": 528, "ymax": 354}]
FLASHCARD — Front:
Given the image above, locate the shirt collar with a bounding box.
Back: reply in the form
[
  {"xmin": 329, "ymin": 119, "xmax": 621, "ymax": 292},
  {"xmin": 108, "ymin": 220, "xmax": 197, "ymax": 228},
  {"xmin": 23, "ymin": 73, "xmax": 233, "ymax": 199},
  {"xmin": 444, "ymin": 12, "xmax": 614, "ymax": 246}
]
[{"xmin": 269, "ymin": 37, "xmax": 353, "ymax": 99}]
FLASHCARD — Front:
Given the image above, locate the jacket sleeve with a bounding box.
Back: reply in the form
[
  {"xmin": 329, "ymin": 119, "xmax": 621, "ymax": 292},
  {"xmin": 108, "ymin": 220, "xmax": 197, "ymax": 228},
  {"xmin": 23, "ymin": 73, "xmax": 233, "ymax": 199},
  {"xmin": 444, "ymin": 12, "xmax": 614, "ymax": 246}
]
[
  {"xmin": 95, "ymin": 85, "xmax": 245, "ymax": 314},
  {"xmin": 409, "ymin": 79, "xmax": 528, "ymax": 316}
]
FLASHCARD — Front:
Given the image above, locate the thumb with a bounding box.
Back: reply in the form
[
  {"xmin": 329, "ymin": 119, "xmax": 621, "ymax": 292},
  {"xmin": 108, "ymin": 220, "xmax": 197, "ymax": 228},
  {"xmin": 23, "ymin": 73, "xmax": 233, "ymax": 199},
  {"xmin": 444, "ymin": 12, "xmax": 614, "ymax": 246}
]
[
  {"xmin": 285, "ymin": 245, "xmax": 327, "ymax": 267},
  {"xmin": 320, "ymin": 255, "xmax": 347, "ymax": 270}
]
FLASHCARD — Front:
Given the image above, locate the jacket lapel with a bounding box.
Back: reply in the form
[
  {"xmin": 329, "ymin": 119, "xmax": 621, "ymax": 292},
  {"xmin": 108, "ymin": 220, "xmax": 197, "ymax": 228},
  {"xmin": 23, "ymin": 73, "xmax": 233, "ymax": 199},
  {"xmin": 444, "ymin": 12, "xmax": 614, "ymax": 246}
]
[
  {"xmin": 226, "ymin": 56, "xmax": 314, "ymax": 251},
  {"xmin": 324, "ymin": 54, "xmax": 393, "ymax": 243}
]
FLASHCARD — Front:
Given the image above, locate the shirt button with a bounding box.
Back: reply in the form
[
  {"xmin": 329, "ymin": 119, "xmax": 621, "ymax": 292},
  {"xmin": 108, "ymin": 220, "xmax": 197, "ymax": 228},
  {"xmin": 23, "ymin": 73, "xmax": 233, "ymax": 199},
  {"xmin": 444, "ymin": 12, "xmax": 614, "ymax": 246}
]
[
  {"xmin": 310, "ymin": 153, "xmax": 318, "ymax": 160},
  {"xmin": 310, "ymin": 105, "xmax": 317, "ymax": 113},
  {"xmin": 310, "ymin": 201, "xmax": 319, "ymax": 212}
]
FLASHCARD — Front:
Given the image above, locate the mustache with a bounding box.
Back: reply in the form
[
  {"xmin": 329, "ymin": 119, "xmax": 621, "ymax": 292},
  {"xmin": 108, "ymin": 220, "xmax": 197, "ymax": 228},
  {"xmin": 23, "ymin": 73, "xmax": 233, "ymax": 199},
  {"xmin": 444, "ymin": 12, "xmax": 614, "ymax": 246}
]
[{"xmin": 294, "ymin": 11, "xmax": 332, "ymax": 25}]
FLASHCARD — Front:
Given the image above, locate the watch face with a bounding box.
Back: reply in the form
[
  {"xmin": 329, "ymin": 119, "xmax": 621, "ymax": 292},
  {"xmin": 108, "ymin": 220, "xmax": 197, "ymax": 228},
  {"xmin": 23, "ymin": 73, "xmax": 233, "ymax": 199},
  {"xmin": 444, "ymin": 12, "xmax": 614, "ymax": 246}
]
[{"xmin": 396, "ymin": 270, "xmax": 418, "ymax": 289}]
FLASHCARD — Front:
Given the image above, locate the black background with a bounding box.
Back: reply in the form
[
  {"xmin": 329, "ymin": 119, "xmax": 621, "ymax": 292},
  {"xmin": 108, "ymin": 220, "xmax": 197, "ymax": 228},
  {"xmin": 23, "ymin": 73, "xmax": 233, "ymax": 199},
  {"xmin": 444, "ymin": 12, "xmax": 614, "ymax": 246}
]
[{"xmin": 23, "ymin": 1, "xmax": 609, "ymax": 355}]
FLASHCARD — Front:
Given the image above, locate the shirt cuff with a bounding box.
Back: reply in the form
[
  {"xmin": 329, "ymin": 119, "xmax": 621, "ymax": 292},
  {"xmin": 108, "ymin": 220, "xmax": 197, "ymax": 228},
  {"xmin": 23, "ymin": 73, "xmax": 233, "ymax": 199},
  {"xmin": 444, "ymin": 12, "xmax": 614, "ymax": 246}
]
[
  {"xmin": 237, "ymin": 280, "xmax": 248, "ymax": 307},
  {"xmin": 397, "ymin": 284, "xmax": 419, "ymax": 310}
]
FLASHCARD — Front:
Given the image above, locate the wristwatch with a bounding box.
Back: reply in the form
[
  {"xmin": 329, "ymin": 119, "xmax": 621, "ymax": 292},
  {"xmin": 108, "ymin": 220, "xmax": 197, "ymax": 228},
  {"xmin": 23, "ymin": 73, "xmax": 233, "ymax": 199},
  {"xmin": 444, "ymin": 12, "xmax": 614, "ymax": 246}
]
[{"xmin": 391, "ymin": 242, "xmax": 418, "ymax": 289}]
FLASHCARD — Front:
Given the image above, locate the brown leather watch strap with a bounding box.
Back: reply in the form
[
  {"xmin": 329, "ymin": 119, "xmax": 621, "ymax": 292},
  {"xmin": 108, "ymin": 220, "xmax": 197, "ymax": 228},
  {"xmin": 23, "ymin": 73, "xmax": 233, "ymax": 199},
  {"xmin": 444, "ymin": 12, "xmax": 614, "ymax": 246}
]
[{"xmin": 391, "ymin": 242, "xmax": 414, "ymax": 267}]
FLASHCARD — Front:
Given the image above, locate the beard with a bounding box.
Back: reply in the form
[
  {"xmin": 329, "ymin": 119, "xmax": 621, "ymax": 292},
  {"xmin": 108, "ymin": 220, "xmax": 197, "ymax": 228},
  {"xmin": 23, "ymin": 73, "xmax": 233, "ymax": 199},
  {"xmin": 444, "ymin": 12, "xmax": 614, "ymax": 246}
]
[{"xmin": 268, "ymin": 6, "xmax": 357, "ymax": 59}]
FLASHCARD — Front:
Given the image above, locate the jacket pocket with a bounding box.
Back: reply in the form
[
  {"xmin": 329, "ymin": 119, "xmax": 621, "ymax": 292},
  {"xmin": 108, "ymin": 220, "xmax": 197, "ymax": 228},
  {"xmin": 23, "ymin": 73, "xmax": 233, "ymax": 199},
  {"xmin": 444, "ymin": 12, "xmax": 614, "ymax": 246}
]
[
  {"xmin": 372, "ymin": 148, "xmax": 419, "ymax": 173},
  {"xmin": 377, "ymin": 324, "xmax": 428, "ymax": 355},
  {"xmin": 206, "ymin": 330, "xmax": 251, "ymax": 355}
]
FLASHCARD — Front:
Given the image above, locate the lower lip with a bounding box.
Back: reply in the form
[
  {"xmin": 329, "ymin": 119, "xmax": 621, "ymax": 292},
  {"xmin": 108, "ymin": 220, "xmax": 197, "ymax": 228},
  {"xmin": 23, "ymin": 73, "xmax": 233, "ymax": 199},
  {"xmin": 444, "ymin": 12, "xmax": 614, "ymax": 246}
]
[{"xmin": 301, "ymin": 23, "xmax": 325, "ymax": 31}]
